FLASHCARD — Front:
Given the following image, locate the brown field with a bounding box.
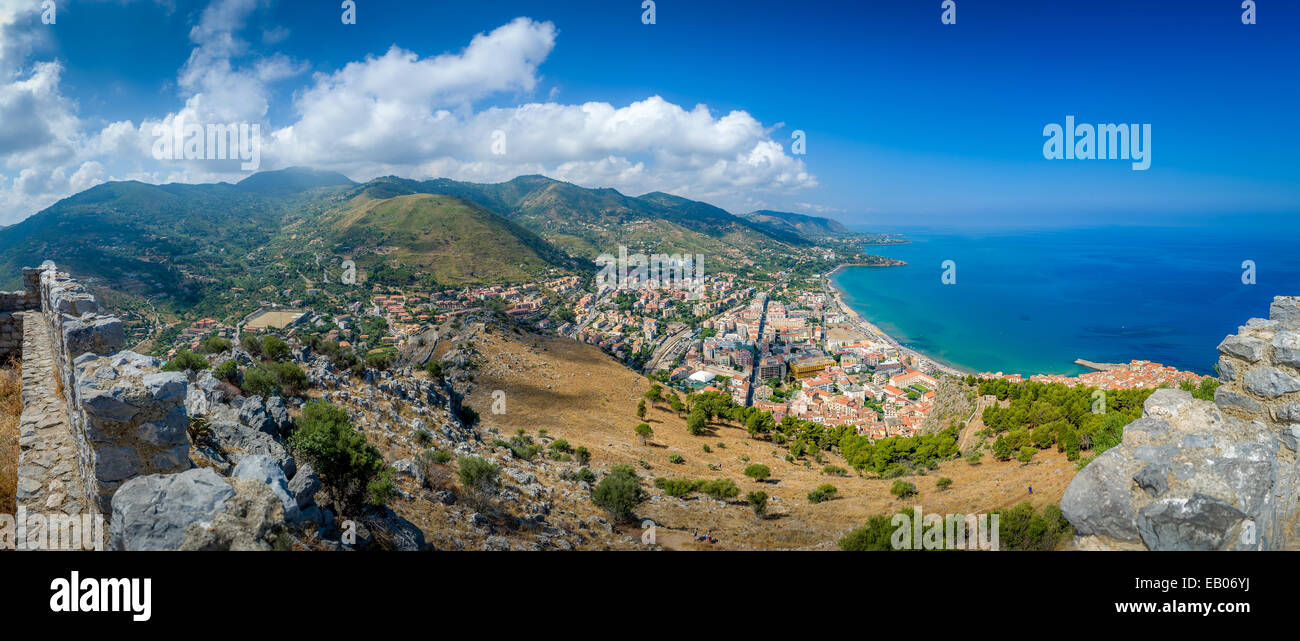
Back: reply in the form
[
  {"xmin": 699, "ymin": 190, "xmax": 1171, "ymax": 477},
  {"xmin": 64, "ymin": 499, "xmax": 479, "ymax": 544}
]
[
  {"xmin": 460, "ymin": 327, "xmax": 1079, "ymax": 550},
  {"xmin": 244, "ymin": 309, "xmax": 307, "ymax": 330},
  {"xmin": 1, "ymin": 358, "xmax": 21, "ymax": 515}
]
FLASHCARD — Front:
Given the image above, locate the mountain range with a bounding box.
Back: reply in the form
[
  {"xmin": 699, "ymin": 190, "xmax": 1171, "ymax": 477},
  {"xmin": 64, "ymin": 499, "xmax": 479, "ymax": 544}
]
[{"xmin": 0, "ymin": 167, "xmax": 892, "ymax": 308}]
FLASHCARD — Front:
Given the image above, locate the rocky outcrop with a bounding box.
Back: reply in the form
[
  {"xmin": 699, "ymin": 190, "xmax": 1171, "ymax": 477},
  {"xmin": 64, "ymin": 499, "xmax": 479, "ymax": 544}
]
[
  {"xmin": 109, "ymin": 464, "xmax": 294, "ymax": 551},
  {"xmin": 1063, "ymin": 296, "xmax": 1300, "ymax": 550}
]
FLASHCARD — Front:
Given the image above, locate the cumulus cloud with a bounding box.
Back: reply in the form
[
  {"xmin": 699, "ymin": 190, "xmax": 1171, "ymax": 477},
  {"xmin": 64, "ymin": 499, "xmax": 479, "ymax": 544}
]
[{"xmin": 0, "ymin": 2, "xmax": 816, "ymax": 225}]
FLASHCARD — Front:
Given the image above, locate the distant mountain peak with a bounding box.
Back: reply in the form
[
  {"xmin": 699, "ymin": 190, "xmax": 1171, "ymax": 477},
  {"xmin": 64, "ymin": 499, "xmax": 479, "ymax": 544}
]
[{"xmin": 235, "ymin": 167, "xmax": 355, "ymax": 194}]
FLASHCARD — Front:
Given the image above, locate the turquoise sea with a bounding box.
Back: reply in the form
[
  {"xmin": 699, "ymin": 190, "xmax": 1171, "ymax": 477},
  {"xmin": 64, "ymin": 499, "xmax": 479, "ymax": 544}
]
[{"xmin": 831, "ymin": 224, "xmax": 1300, "ymax": 376}]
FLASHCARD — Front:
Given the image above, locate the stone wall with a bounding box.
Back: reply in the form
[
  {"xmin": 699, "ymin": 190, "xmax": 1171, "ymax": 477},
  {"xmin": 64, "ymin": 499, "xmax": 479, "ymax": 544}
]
[
  {"xmin": 1062, "ymin": 295, "xmax": 1300, "ymax": 550},
  {"xmin": 0, "ymin": 268, "xmax": 40, "ymax": 362},
  {"xmin": 17, "ymin": 263, "xmax": 192, "ymax": 517}
]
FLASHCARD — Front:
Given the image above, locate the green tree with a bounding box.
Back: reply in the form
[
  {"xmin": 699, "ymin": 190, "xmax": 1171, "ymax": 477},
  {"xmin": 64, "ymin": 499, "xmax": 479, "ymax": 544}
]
[
  {"xmin": 240, "ymin": 334, "xmax": 262, "ymax": 358},
  {"xmin": 162, "ymin": 349, "xmax": 207, "ymax": 373},
  {"xmin": 591, "ymin": 464, "xmax": 647, "ymax": 522},
  {"xmin": 746, "ymin": 490, "xmax": 768, "ymax": 517},
  {"xmin": 198, "ymin": 335, "xmax": 232, "ymax": 354},
  {"xmin": 261, "ymin": 336, "xmax": 291, "ymax": 362},
  {"xmin": 634, "ymin": 423, "xmax": 654, "ymax": 445},
  {"xmin": 289, "ymin": 401, "xmax": 389, "ymax": 515},
  {"xmin": 644, "ymin": 384, "xmax": 663, "ymax": 404},
  {"xmin": 686, "ymin": 409, "xmax": 707, "ymax": 436},
  {"xmin": 743, "ymin": 464, "xmax": 771, "ymax": 482},
  {"xmin": 637, "ymin": 399, "xmax": 647, "ymax": 419}
]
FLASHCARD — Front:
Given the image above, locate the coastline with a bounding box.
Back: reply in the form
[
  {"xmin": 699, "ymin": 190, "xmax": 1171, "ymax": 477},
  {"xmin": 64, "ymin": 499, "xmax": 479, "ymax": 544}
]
[{"xmin": 821, "ymin": 264, "xmax": 970, "ymax": 378}]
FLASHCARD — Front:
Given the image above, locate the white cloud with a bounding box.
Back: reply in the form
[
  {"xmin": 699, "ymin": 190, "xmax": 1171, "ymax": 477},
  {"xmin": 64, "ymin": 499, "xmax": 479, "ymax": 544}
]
[{"xmin": 0, "ymin": 4, "xmax": 816, "ymax": 225}]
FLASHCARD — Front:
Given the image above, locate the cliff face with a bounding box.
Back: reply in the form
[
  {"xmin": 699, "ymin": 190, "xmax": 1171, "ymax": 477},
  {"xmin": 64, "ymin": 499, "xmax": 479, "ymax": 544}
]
[{"xmin": 1062, "ymin": 296, "xmax": 1300, "ymax": 550}]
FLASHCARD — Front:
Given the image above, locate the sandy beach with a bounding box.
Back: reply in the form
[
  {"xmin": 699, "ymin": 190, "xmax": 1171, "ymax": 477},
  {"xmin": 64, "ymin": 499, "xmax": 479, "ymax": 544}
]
[{"xmin": 822, "ymin": 266, "xmax": 970, "ymax": 378}]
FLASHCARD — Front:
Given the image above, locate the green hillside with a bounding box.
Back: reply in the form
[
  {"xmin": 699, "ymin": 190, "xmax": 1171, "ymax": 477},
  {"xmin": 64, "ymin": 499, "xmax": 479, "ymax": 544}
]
[{"xmin": 322, "ymin": 193, "xmax": 580, "ymax": 286}]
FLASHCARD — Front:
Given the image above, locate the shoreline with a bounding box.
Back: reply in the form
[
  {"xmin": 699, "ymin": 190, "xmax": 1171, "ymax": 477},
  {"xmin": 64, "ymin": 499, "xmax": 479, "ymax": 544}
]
[
  {"xmin": 824, "ymin": 265, "xmax": 1212, "ymax": 382},
  {"xmin": 822, "ymin": 265, "xmax": 970, "ymax": 378}
]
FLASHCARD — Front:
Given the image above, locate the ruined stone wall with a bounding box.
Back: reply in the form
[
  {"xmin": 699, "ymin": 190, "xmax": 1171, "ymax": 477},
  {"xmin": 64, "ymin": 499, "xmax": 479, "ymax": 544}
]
[
  {"xmin": 0, "ymin": 269, "xmax": 40, "ymax": 362},
  {"xmin": 17, "ymin": 263, "xmax": 191, "ymax": 518}
]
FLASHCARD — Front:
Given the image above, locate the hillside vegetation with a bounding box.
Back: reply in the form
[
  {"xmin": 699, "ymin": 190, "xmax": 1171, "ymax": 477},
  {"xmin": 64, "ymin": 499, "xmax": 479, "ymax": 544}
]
[{"xmin": 324, "ymin": 193, "xmax": 577, "ymax": 286}]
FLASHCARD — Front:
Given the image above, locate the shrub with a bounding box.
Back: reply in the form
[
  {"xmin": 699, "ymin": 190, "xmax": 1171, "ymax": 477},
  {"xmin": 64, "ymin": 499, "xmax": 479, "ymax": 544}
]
[
  {"xmin": 415, "ymin": 450, "xmax": 454, "ymax": 492},
  {"xmin": 654, "ymin": 477, "xmax": 700, "ymax": 497},
  {"xmin": 242, "ymin": 362, "xmax": 308, "ymax": 397},
  {"xmin": 240, "ymin": 334, "xmax": 263, "ymax": 358},
  {"xmin": 575, "ymin": 446, "xmax": 591, "ymax": 466},
  {"xmin": 456, "ymin": 455, "xmax": 501, "ymax": 501},
  {"xmin": 423, "ymin": 360, "xmax": 444, "ymax": 381},
  {"xmin": 823, "ymin": 464, "xmax": 848, "ymax": 477},
  {"xmin": 890, "ymin": 480, "xmax": 918, "ymax": 499},
  {"xmin": 242, "ymin": 364, "xmax": 276, "ymax": 396},
  {"xmin": 743, "ymin": 464, "xmax": 771, "ymax": 482},
  {"xmin": 261, "ymin": 336, "xmax": 291, "ymax": 362},
  {"xmin": 592, "ymin": 464, "xmax": 646, "ymax": 522},
  {"xmin": 936, "ymin": 477, "xmax": 953, "ymax": 491},
  {"xmin": 495, "ymin": 431, "xmax": 540, "ymax": 460},
  {"xmin": 966, "ymin": 451, "xmax": 983, "ymax": 465},
  {"xmin": 995, "ymin": 503, "xmax": 1074, "ymax": 550},
  {"xmin": 213, "ymin": 359, "xmax": 240, "ymax": 384},
  {"xmin": 807, "ymin": 484, "xmax": 838, "ymax": 504},
  {"xmin": 415, "ymin": 428, "xmax": 432, "ymax": 446},
  {"xmin": 839, "ymin": 513, "xmax": 903, "ymax": 551},
  {"xmin": 700, "ymin": 478, "xmax": 739, "ymax": 500},
  {"xmin": 162, "ymin": 349, "xmax": 206, "ymax": 373},
  {"xmin": 746, "ymin": 491, "xmax": 768, "ymax": 516},
  {"xmin": 668, "ymin": 453, "xmax": 684, "ymax": 464},
  {"xmin": 198, "ymin": 335, "xmax": 232, "ymax": 354},
  {"xmin": 289, "ymin": 400, "xmax": 389, "ymax": 515},
  {"xmin": 1017, "ymin": 446, "xmax": 1038, "ymax": 463}
]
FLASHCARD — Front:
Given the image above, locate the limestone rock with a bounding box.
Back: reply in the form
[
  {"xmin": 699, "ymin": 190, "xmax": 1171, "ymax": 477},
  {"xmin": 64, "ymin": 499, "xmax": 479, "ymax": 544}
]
[{"xmin": 110, "ymin": 468, "xmax": 235, "ymax": 551}]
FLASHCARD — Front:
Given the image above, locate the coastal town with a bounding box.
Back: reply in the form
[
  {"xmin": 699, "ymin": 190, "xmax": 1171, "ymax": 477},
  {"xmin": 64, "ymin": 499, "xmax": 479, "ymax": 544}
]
[{"xmin": 151, "ymin": 249, "xmax": 1210, "ymax": 448}]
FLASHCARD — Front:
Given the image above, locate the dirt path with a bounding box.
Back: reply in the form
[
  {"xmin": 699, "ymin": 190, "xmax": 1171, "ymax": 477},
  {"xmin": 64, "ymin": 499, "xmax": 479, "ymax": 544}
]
[{"xmin": 958, "ymin": 395, "xmax": 997, "ymax": 451}]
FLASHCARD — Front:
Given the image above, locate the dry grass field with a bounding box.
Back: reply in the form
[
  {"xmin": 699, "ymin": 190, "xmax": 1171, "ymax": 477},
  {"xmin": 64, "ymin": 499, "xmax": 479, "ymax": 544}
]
[
  {"xmin": 0, "ymin": 358, "xmax": 22, "ymax": 515},
  {"xmin": 459, "ymin": 327, "xmax": 1079, "ymax": 550}
]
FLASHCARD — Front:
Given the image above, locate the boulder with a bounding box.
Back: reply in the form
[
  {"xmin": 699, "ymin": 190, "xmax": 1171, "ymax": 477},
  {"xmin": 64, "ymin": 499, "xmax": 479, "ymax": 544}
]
[
  {"xmin": 110, "ymin": 468, "xmax": 235, "ymax": 551},
  {"xmin": 288, "ymin": 463, "xmax": 322, "ymax": 509},
  {"xmin": 209, "ymin": 418, "xmax": 297, "ymax": 478},
  {"xmin": 233, "ymin": 454, "xmax": 302, "ymax": 523}
]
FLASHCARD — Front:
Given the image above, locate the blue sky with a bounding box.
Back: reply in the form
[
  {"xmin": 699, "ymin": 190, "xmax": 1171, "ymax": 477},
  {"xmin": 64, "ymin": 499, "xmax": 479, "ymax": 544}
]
[{"xmin": 1, "ymin": 0, "xmax": 1296, "ymax": 228}]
